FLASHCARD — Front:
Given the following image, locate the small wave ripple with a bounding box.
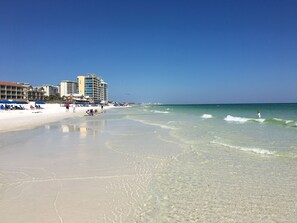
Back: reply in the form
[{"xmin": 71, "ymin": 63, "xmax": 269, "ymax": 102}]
[
  {"xmin": 211, "ymin": 140, "xmax": 275, "ymax": 155},
  {"xmin": 132, "ymin": 119, "xmax": 178, "ymax": 130},
  {"xmin": 151, "ymin": 110, "xmax": 170, "ymax": 114}
]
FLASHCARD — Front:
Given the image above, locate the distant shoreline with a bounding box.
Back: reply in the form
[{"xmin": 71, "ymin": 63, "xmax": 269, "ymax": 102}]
[{"xmin": 0, "ymin": 104, "xmax": 113, "ymax": 133}]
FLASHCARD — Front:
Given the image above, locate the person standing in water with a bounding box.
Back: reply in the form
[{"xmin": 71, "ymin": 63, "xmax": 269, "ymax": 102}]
[{"xmin": 257, "ymin": 111, "xmax": 261, "ymax": 118}]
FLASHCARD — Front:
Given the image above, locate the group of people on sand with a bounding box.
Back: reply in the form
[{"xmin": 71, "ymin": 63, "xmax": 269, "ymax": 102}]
[
  {"xmin": 64, "ymin": 101, "xmax": 105, "ymax": 115},
  {"xmin": 65, "ymin": 102, "xmax": 76, "ymax": 112},
  {"xmin": 0, "ymin": 104, "xmax": 43, "ymax": 110},
  {"xmin": 30, "ymin": 104, "xmax": 43, "ymax": 110},
  {"xmin": 0, "ymin": 104, "xmax": 26, "ymax": 110},
  {"xmin": 86, "ymin": 109, "xmax": 98, "ymax": 116}
]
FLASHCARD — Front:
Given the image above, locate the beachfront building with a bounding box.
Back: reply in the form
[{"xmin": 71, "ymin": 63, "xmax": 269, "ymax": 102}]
[
  {"xmin": 41, "ymin": 85, "xmax": 59, "ymax": 96},
  {"xmin": 28, "ymin": 87, "xmax": 45, "ymax": 101},
  {"xmin": 100, "ymin": 81, "xmax": 108, "ymax": 103},
  {"xmin": 63, "ymin": 93, "xmax": 89, "ymax": 104},
  {"xmin": 60, "ymin": 80, "xmax": 78, "ymax": 97},
  {"xmin": 77, "ymin": 74, "xmax": 108, "ymax": 103},
  {"xmin": 0, "ymin": 81, "xmax": 28, "ymax": 101},
  {"xmin": 21, "ymin": 84, "xmax": 46, "ymax": 101}
]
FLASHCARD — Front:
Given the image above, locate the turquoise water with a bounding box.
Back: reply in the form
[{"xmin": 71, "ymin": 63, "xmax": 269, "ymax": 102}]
[
  {"xmin": 127, "ymin": 103, "xmax": 297, "ymax": 157},
  {"xmin": 123, "ymin": 103, "xmax": 297, "ymax": 222}
]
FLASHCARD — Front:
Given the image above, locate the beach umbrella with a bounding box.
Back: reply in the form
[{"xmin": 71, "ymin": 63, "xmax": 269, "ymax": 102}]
[
  {"xmin": 0, "ymin": 99, "xmax": 16, "ymax": 104},
  {"xmin": 35, "ymin": 101, "xmax": 45, "ymax": 104},
  {"xmin": 16, "ymin": 101, "xmax": 28, "ymax": 104}
]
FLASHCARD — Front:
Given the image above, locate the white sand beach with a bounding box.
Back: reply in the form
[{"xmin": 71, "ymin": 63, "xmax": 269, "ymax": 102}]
[{"xmin": 0, "ymin": 104, "xmax": 112, "ymax": 132}]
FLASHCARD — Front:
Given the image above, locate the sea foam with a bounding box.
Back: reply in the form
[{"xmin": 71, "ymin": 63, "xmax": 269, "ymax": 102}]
[
  {"xmin": 152, "ymin": 110, "xmax": 170, "ymax": 114},
  {"xmin": 224, "ymin": 115, "xmax": 250, "ymax": 123},
  {"xmin": 224, "ymin": 115, "xmax": 265, "ymax": 124},
  {"xmin": 201, "ymin": 114, "xmax": 213, "ymax": 119}
]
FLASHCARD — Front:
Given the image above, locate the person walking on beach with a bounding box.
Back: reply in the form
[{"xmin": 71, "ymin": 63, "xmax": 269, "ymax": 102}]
[
  {"xmin": 65, "ymin": 102, "xmax": 70, "ymax": 112},
  {"xmin": 72, "ymin": 102, "xmax": 76, "ymax": 113}
]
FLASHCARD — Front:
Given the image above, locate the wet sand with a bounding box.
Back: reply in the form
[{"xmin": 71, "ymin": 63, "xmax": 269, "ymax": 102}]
[{"xmin": 0, "ymin": 109, "xmax": 182, "ymax": 222}]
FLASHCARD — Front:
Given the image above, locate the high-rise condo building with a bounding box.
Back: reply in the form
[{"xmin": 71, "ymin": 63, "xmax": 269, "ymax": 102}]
[
  {"xmin": 77, "ymin": 74, "xmax": 108, "ymax": 103},
  {"xmin": 60, "ymin": 80, "xmax": 78, "ymax": 97},
  {"xmin": 100, "ymin": 81, "xmax": 108, "ymax": 103}
]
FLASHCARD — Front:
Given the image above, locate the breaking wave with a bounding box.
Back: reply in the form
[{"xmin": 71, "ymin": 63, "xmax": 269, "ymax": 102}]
[
  {"xmin": 224, "ymin": 115, "xmax": 296, "ymax": 127},
  {"xmin": 201, "ymin": 114, "xmax": 213, "ymax": 119},
  {"xmin": 224, "ymin": 115, "xmax": 252, "ymax": 123}
]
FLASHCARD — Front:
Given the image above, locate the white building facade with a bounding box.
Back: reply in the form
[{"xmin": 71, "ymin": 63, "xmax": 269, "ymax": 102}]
[
  {"xmin": 60, "ymin": 80, "xmax": 78, "ymax": 97},
  {"xmin": 41, "ymin": 85, "xmax": 59, "ymax": 96}
]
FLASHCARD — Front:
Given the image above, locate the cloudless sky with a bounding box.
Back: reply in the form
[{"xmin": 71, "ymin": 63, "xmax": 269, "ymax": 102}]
[{"xmin": 0, "ymin": 0, "xmax": 296, "ymax": 103}]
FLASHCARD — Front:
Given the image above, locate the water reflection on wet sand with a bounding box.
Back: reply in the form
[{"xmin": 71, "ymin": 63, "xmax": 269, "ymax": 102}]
[{"xmin": 0, "ymin": 113, "xmax": 181, "ymax": 222}]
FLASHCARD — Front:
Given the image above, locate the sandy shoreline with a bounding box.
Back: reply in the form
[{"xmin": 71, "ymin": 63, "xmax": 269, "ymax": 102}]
[
  {"xmin": 0, "ymin": 106, "xmax": 173, "ymax": 223},
  {"xmin": 0, "ymin": 104, "xmax": 113, "ymax": 132}
]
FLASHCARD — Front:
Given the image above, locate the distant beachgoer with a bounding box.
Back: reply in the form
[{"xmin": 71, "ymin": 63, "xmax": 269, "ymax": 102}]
[
  {"xmin": 101, "ymin": 105, "xmax": 104, "ymax": 110},
  {"xmin": 257, "ymin": 111, "xmax": 261, "ymax": 119},
  {"xmin": 72, "ymin": 103, "xmax": 76, "ymax": 113},
  {"xmin": 65, "ymin": 102, "xmax": 70, "ymax": 112},
  {"xmin": 86, "ymin": 109, "xmax": 94, "ymax": 116}
]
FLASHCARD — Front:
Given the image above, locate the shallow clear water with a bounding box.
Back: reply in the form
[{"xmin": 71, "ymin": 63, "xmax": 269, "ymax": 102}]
[
  {"xmin": 0, "ymin": 104, "xmax": 296, "ymax": 222},
  {"xmin": 124, "ymin": 104, "xmax": 297, "ymax": 222}
]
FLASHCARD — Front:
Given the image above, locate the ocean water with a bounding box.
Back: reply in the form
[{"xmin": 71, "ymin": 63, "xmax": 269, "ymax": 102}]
[
  {"xmin": 127, "ymin": 103, "xmax": 297, "ymax": 157},
  {"xmin": 122, "ymin": 103, "xmax": 297, "ymax": 222},
  {"xmin": 1, "ymin": 104, "xmax": 296, "ymax": 222}
]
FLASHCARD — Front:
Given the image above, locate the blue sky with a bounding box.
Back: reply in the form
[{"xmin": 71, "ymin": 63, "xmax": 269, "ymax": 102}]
[{"xmin": 0, "ymin": 0, "xmax": 296, "ymax": 103}]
